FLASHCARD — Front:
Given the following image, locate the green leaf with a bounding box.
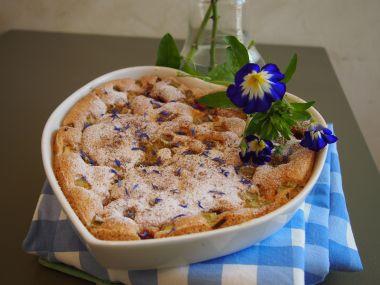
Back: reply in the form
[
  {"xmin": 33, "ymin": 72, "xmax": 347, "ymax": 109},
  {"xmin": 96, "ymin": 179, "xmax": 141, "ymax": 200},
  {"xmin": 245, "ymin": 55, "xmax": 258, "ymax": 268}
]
[
  {"xmin": 224, "ymin": 36, "xmax": 249, "ymax": 72},
  {"xmin": 197, "ymin": 91, "xmax": 236, "ymax": 108},
  {"xmin": 283, "ymin": 53, "xmax": 298, "ymax": 83},
  {"xmin": 205, "ymin": 36, "xmax": 249, "ymax": 84},
  {"xmin": 290, "ymin": 101, "xmax": 315, "ymax": 111},
  {"xmin": 182, "ymin": 60, "xmax": 202, "ymax": 76},
  {"xmin": 290, "ymin": 101, "xmax": 314, "ymax": 121},
  {"xmin": 225, "ymin": 47, "xmax": 239, "ymax": 73},
  {"xmin": 292, "ymin": 111, "xmax": 311, "ymax": 121},
  {"xmin": 277, "ymin": 122, "xmax": 292, "ymax": 140},
  {"xmin": 208, "ymin": 63, "xmax": 234, "ymax": 82},
  {"xmin": 155, "ymin": 33, "xmax": 181, "ymax": 69},
  {"xmin": 240, "ymin": 138, "xmax": 248, "ymax": 156},
  {"xmin": 274, "ymin": 145, "xmax": 284, "ymax": 155},
  {"xmin": 245, "ymin": 113, "xmax": 264, "ymax": 135}
]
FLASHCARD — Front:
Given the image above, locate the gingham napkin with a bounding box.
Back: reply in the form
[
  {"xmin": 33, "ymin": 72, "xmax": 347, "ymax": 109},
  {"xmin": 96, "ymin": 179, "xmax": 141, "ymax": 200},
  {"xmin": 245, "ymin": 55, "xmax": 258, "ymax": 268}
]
[{"xmin": 23, "ymin": 126, "xmax": 362, "ymax": 285}]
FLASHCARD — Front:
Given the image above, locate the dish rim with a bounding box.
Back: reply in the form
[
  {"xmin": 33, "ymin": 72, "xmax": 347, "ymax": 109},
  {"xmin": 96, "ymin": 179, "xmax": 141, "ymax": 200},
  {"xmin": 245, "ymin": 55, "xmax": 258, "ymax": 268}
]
[{"xmin": 41, "ymin": 65, "xmax": 328, "ymax": 248}]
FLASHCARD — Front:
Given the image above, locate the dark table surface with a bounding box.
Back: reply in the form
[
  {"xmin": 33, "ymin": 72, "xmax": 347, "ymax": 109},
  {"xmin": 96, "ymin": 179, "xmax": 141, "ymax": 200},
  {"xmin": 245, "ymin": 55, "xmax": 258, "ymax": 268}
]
[{"xmin": 0, "ymin": 30, "xmax": 378, "ymax": 284}]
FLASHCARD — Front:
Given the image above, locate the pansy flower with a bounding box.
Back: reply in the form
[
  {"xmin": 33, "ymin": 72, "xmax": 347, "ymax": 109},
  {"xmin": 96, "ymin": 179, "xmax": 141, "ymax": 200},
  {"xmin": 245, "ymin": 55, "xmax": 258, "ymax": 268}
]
[
  {"xmin": 227, "ymin": 63, "xmax": 286, "ymax": 114},
  {"xmin": 240, "ymin": 135, "xmax": 274, "ymax": 165},
  {"xmin": 300, "ymin": 124, "xmax": 338, "ymax": 151}
]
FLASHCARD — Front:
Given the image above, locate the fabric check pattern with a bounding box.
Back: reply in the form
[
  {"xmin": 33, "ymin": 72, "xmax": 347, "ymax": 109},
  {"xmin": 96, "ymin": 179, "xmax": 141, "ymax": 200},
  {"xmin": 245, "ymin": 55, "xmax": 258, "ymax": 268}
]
[{"xmin": 23, "ymin": 126, "xmax": 362, "ymax": 285}]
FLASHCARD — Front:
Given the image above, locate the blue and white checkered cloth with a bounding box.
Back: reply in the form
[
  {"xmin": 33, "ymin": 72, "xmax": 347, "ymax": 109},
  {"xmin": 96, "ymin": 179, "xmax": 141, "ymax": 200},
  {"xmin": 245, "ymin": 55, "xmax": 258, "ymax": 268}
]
[{"xmin": 23, "ymin": 127, "xmax": 362, "ymax": 285}]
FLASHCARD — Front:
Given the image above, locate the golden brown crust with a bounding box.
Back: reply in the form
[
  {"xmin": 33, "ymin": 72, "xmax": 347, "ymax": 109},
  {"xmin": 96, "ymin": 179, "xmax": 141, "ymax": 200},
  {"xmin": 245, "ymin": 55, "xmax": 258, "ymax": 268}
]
[
  {"xmin": 66, "ymin": 187, "xmax": 103, "ymax": 226},
  {"xmin": 252, "ymin": 145, "xmax": 315, "ymax": 200},
  {"xmin": 94, "ymin": 78, "xmax": 143, "ymax": 107},
  {"xmin": 90, "ymin": 218, "xmax": 140, "ymax": 241},
  {"xmin": 62, "ymin": 94, "xmax": 107, "ymax": 129},
  {"xmin": 217, "ymin": 208, "xmax": 266, "ymax": 228},
  {"xmin": 155, "ymin": 216, "xmax": 211, "ymax": 238},
  {"xmin": 53, "ymin": 75, "xmax": 316, "ymax": 241}
]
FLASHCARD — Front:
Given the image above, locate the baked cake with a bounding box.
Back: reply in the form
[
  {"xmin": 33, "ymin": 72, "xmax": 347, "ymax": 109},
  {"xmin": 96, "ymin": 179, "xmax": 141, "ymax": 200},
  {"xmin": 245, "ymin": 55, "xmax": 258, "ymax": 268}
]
[{"xmin": 53, "ymin": 76, "xmax": 315, "ymax": 241}]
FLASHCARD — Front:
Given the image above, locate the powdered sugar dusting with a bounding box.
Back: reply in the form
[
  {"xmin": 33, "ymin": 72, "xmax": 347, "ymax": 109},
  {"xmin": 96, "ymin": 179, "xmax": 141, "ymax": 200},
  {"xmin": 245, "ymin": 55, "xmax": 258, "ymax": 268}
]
[{"xmin": 58, "ymin": 76, "xmax": 315, "ymax": 232}]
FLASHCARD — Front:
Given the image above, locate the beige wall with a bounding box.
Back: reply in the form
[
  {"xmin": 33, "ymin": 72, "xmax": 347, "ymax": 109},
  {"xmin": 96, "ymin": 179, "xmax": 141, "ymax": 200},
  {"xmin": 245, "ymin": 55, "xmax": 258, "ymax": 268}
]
[{"xmin": 1, "ymin": 0, "xmax": 379, "ymax": 170}]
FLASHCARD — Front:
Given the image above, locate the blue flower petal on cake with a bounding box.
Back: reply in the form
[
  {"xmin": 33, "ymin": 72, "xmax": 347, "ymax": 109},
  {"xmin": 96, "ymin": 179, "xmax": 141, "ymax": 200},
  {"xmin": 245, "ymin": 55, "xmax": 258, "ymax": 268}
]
[
  {"xmin": 300, "ymin": 124, "xmax": 338, "ymax": 151},
  {"xmin": 227, "ymin": 63, "xmax": 286, "ymax": 114},
  {"xmin": 240, "ymin": 135, "xmax": 274, "ymax": 165}
]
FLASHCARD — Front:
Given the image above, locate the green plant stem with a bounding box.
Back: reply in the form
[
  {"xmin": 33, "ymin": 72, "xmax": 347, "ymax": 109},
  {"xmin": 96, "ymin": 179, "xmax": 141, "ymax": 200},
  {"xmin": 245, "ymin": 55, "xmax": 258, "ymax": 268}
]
[
  {"xmin": 243, "ymin": 114, "xmax": 253, "ymax": 136},
  {"xmin": 209, "ymin": 0, "xmax": 218, "ymax": 70},
  {"xmin": 184, "ymin": 1, "xmax": 213, "ymax": 64},
  {"xmin": 240, "ymin": 114, "xmax": 254, "ymax": 153}
]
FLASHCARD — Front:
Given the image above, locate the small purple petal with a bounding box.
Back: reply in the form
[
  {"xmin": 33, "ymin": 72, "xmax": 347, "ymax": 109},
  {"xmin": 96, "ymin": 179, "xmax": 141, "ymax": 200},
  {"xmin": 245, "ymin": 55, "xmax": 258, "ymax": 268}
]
[
  {"xmin": 204, "ymin": 141, "xmax": 215, "ymax": 150},
  {"xmin": 208, "ymin": 190, "xmax": 225, "ymax": 195},
  {"xmin": 138, "ymin": 230, "xmax": 152, "ymax": 239},
  {"xmin": 159, "ymin": 110, "xmax": 171, "ymax": 116},
  {"xmin": 220, "ymin": 168, "xmax": 229, "ymax": 177},
  {"xmin": 110, "ymin": 109, "xmax": 120, "ymax": 120},
  {"xmin": 175, "ymin": 168, "xmax": 182, "ymax": 176},
  {"xmin": 240, "ymin": 178, "xmax": 252, "ymax": 185},
  {"xmin": 131, "ymin": 147, "xmax": 145, "ymax": 151},
  {"xmin": 114, "ymin": 159, "xmax": 122, "ymax": 167},
  {"xmin": 192, "ymin": 102, "xmax": 206, "ymax": 111},
  {"xmin": 154, "ymin": 197, "xmax": 162, "ymax": 204},
  {"xmin": 173, "ymin": 214, "xmax": 186, "ymax": 220},
  {"xmin": 136, "ymin": 130, "xmax": 149, "ymax": 140},
  {"xmin": 150, "ymin": 99, "xmax": 162, "ymax": 108},
  {"xmin": 83, "ymin": 122, "xmax": 92, "ymax": 130},
  {"xmin": 212, "ymin": 157, "xmax": 225, "ymax": 164}
]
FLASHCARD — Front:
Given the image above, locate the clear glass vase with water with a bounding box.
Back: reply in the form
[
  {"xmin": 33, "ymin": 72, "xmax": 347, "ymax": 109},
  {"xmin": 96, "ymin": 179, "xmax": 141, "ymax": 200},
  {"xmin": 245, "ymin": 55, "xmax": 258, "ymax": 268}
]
[{"xmin": 181, "ymin": 0, "xmax": 265, "ymax": 73}]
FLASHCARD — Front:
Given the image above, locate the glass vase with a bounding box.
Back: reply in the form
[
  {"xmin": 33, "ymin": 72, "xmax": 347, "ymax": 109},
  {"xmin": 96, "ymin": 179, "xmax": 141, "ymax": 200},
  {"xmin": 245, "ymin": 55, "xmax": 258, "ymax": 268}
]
[{"xmin": 181, "ymin": 0, "xmax": 265, "ymax": 73}]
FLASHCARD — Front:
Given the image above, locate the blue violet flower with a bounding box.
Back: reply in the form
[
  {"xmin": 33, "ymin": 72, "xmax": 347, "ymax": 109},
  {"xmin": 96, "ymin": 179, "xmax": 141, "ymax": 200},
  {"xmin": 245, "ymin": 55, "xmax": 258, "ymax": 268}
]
[
  {"xmin": 240, "ymin": 135, "xmax": 274, "ymax": 165},
  {"xmin": 300, "ymin": 124, "xmax": 338, "ymax": 151},
  {"xmin": 227, "ymin": 63, "xmax": 286, "ymax": 114}
]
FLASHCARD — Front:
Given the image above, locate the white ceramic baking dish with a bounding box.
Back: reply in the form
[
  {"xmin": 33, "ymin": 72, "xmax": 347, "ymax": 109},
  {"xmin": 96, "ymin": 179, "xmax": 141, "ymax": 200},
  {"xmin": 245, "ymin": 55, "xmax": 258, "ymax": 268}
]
[{"xmin": 41, "ymin": 66, "xmax": 327, "ymax": 270}]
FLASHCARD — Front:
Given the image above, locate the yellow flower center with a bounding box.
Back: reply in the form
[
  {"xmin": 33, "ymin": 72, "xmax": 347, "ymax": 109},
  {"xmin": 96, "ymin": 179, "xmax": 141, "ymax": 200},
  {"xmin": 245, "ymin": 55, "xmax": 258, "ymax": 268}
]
[
  {"xmin": 248, "ymin": 139, "xmax": 266, "ymax": 154},
  {"xmin": 241, "ymin": 71, "xmax": 271, "ymax": 99},
  {"xmin": 311, "ymin": 130, "xmax": 321, "ymax": 140}
]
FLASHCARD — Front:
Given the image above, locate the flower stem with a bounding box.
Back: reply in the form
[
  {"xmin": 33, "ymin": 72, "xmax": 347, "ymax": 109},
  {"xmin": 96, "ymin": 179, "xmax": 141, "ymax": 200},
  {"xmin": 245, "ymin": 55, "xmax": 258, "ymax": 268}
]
[
  {"xmin": 243, "ymin": 114, "xmax": 253, "ymax": 137},
  {"xmin": 184, "ymin": 1, "xmax": 213, "ymax": 65},
  {"xmin": 209, "ymin": 0, "xmax": 218, "ymax": 71}
]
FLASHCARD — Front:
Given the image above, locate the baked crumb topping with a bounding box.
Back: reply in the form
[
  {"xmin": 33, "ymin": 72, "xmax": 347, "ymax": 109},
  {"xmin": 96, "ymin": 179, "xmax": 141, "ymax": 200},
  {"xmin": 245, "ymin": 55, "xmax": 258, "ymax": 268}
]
[{"xmin": 53, "ymin": 76, "xmax": 315, "ymax": 240}]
